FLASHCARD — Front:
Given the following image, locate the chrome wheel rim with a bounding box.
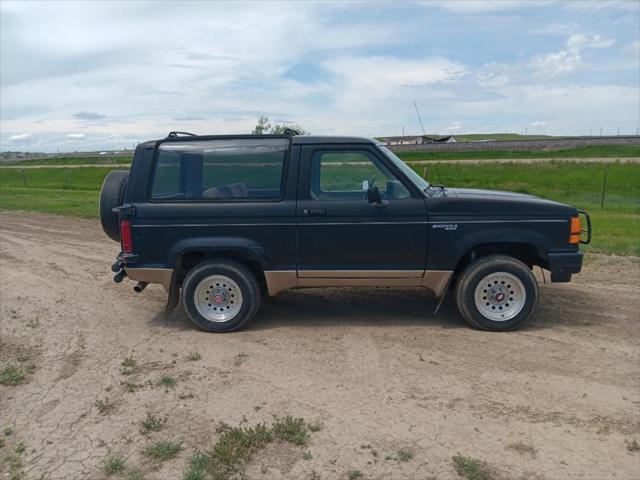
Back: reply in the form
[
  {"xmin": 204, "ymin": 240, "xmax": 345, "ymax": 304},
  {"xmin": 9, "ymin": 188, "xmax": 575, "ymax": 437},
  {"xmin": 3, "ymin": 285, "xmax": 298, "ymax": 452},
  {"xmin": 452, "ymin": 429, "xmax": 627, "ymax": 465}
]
[
  {"xmin": 194, "ymin": 275, "xmax": 243, "ymax": 322},
  {"xmin": 474, "ymin": 272, "xmax": 526, "ymax": 322}
]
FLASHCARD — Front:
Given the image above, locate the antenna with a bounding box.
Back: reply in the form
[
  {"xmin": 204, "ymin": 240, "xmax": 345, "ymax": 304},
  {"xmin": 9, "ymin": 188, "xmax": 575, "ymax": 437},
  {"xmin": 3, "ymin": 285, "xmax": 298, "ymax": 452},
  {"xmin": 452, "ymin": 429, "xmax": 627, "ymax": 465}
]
[
  {"xmin": 412, "ymin": 100, "xmax": 442, "ymax": 185},
  {"xmin": 413, "ymin": 100, "xmax": 426, "ymax": 135}
]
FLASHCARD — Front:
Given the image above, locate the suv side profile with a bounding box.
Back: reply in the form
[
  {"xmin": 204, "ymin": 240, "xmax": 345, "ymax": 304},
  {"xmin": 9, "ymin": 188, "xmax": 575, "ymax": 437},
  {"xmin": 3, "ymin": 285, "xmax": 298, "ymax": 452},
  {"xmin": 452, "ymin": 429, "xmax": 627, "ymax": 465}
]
[{"xmin": 100, "ymin": 132, "xmax": 590, "ymax": 332}]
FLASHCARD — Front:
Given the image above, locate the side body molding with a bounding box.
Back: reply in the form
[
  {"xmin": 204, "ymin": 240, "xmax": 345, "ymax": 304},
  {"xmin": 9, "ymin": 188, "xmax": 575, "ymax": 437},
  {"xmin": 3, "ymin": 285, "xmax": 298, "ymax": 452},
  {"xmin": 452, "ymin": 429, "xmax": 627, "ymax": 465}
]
[{"xmin": 264, "ymin": 270, "xmax": 453, "ymax": 297}]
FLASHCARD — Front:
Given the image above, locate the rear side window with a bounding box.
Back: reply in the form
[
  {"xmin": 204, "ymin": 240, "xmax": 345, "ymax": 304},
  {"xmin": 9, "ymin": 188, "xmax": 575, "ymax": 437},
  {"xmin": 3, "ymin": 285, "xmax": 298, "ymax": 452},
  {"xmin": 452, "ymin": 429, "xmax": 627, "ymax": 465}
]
[{"xmin": 151, "ymin": 138, "xmax": 289, "ymax": 201}]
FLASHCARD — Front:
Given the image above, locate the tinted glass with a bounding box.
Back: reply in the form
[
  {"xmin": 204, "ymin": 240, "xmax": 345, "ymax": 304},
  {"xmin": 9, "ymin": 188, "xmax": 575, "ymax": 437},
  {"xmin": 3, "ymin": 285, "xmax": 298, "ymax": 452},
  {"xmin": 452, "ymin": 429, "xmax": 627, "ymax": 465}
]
[
  {"xmin": 311, "ymin": 150, "xmax": 409, "ymax": 200},
  {"xmin": 151, "ymin": 138, "xmax": 288, "ymax": 201}
]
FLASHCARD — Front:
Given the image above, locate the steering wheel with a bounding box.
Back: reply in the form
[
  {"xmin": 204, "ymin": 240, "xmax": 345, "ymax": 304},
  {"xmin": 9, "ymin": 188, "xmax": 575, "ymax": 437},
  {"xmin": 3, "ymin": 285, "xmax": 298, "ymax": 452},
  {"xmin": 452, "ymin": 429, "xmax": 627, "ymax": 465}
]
[{"xmin": 363, "ymin": 175, "xmax": 377, "ymax": 199}]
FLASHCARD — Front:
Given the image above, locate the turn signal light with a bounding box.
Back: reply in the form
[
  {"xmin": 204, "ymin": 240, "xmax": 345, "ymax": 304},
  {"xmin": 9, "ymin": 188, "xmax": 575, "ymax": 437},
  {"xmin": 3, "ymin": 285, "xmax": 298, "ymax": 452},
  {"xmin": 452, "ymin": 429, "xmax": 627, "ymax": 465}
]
[
  {"xmin": 120, "ymin": 219, "xmax": 133, "ymax": 252},
  {"xmin": 569, "ymin": 216, "xmax": 580, "ymax": 244}
]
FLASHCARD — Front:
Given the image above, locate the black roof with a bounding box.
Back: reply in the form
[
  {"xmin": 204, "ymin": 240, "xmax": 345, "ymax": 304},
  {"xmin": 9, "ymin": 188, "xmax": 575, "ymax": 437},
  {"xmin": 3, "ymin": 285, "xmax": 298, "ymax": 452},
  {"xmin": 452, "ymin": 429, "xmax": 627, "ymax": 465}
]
[
  {"xmin": 291, "ymin": 135, "xmax": 375, "ymax": 145},
  {"xmin": 155, "ymin": 133, "xmax": 376, "ymax": 145}
]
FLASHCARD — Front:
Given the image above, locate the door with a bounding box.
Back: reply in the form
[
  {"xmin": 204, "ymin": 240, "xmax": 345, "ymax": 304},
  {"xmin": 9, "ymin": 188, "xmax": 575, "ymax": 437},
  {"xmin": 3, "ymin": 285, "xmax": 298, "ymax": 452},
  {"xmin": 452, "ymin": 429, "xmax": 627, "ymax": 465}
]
[{"xmin": 296, "ymin": 145, "xmax": 428, "ymax": 276}]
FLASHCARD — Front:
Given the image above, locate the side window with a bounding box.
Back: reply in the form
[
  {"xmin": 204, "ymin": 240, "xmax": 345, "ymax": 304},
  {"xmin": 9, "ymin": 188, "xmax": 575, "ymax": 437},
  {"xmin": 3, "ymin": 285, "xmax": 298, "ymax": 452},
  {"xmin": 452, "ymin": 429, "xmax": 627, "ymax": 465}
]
[
  {"xmin": 150, "ymin": 138, "xmax": 288, "ymax": 201},
  {"xmin": 310, "ymin": 150, "xmax": 410, "ymax": 200},
  {"xmin": 151, "ymin": 150, "xmax": 181, "ymax": 197}
]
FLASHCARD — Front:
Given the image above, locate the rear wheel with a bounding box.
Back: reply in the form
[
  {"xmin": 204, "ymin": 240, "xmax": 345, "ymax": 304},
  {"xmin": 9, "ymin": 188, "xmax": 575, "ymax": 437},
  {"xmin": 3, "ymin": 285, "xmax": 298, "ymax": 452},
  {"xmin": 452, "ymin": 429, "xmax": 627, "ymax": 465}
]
[
  {"xmin": 181, "ymin": 260, "xmax": 261, "ymax": 332},
  {"xmin": 455, "ymin": 255, "xmax": 538, "ymax": 331}
]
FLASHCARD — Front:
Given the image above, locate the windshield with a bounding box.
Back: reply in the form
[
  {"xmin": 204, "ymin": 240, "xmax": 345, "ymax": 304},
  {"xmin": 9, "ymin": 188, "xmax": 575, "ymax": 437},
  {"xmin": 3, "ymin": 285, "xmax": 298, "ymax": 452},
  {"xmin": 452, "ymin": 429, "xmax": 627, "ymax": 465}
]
[{"xmin": 380, "ymin": 146, "xmax": 430, "ymax": 191}]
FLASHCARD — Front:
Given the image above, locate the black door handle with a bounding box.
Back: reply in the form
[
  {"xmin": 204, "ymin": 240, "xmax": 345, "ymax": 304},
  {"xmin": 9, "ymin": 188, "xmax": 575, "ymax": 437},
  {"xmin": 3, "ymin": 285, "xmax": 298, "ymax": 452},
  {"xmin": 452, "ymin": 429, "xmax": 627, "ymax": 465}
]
[{"xmin": 304, "ymin": 209, "xmax": 327, "ymax": 216}]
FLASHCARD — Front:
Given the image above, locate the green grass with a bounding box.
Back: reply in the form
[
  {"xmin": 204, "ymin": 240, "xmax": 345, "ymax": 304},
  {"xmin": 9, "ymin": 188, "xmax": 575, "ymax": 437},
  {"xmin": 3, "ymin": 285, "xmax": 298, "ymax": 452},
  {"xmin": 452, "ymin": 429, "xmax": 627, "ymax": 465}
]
[
  {"xmin": 183, "ymin": 417, "xmax": 319, "ymax": 480},
  {"xmin": 143, "ymin": 440, "xmax": 182, "ymax": 462},
  {"xmin": 452, "ymin": 454, "xmax": 494, "ymax": 480},
  {"xmin": 141, "ymin": 413, "xmax": 167, "ymax": 434},
  {"xmin": 103, "ymin": 453, "xmax": 126, "ymax": 475},
  {"xmin": 416, "ymin": 161, "xmax": 640, "ymax": 256},
  {"xmin": 6, "ymin": 155, "xmax": 133, "ymax": 166},
  {"xmin": 398, "ymin": 447, "xmax": 414, "ymax": 461},
  {"xmin": 396, "ymin": 144, "xmax": 640, "ymax": 162},
  {"xmin": 271, "ymin": 416, "xmax": 310, "ymax": 445},
  {"xmin": 0, "ymin": 161, "xmax": 638, "ymax": 256},
  {"xmin": 159, "ymin": 375, "xmax": 176, "ymax": 388},
  {"xmin": 0, "ymin": 187, "xmax": 100, "ymax": 218},
  {"xmin": 0, "ymin": 366, "xmax": 29, "ymax": 386}
]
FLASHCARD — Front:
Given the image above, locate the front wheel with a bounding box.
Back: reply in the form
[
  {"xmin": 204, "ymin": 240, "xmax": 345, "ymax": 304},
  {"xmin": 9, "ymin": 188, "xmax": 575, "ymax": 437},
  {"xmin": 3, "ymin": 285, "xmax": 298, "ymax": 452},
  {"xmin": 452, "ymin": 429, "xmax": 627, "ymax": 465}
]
[
  {"xmin": 455, "ymin": 255, "xmax": 538, "ymax": 331},
  {"xmin": 181, "ymin": 260, "xmax": 261, "ymax": 332}
]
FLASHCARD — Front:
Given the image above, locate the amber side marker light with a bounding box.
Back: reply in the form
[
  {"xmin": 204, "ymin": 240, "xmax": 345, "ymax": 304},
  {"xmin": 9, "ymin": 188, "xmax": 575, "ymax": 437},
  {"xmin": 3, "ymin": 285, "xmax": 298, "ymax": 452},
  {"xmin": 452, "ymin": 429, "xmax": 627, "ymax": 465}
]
[{"xmin": 569, "ymin": 216, "xmax": 581, "ymax": 244}]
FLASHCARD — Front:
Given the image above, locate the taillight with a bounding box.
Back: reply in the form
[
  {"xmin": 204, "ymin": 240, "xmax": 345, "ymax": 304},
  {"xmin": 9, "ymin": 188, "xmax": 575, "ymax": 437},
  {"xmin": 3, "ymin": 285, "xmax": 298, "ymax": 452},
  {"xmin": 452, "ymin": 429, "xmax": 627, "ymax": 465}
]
[
  {"xmin": 569, "ymin": 216, "xmax": 580, "ymax": 244},
  {"xmin": 120, "ymin": 219, "xmax": 133, "ymax": 252}
]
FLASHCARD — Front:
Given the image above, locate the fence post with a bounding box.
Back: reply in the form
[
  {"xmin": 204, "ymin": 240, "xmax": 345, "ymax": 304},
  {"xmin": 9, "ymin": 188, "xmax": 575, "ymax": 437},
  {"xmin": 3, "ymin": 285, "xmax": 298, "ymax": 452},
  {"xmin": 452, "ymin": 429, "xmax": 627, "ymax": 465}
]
[
  {"xmin": 600, "ymin": 170, "xmax": 608, "ymax": 208},
  {"xmin": 64, "ymin": 169, "xmax": 70, "ymax": 188},
  {"xmin": 21, "ymin": 169, "xmax": 26, "ymax": 186}
]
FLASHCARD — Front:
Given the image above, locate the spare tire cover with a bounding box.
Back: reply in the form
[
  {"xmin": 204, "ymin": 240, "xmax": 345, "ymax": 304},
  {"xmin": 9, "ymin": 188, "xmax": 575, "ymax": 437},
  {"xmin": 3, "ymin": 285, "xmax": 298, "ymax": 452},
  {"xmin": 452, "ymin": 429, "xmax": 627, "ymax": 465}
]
[{"xmin": 99, "ymin": 170, "xmax": 129, "ymax": 242}]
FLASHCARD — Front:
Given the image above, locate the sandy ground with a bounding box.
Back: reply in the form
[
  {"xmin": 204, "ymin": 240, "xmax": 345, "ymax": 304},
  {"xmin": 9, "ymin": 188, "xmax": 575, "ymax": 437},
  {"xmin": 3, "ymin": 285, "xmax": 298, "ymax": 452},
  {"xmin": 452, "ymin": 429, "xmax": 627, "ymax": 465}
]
[{"xmin": 0, "ymin": 211, "xmax": 639, "ymax": 480}]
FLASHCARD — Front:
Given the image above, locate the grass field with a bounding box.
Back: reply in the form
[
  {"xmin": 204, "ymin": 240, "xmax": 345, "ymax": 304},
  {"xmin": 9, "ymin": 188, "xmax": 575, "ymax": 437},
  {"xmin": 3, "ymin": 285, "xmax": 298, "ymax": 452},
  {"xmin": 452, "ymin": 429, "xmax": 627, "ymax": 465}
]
[
  {"xmin": 3, "ymin": 144, "xmax": 639, "ymax": 166},
  {"xmin": 4, "ymin": 156, "xmax": 132, "ymax": 166},
  {"xmin": 0, "ymin": 160, "xmax": 638, "ymax": 255},
  {"xmin": 396, "ymin": 144, "xmax": 640, "ymax": 162}
]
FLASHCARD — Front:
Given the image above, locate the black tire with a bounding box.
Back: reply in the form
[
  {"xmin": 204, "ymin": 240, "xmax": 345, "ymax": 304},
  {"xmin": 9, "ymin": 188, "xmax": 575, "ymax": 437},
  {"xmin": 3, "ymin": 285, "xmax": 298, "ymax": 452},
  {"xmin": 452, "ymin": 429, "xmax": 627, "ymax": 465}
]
[
  {"xmin": 99, "ymin": 170, "xmax": 129, "ymax": 241},
  {"xmin": 455, "ymin": 254, "xmax": 538, "ymax": 331},
  {"xmin": 181, "ymin": 259, "xmax": 261, "ymax": 332}
]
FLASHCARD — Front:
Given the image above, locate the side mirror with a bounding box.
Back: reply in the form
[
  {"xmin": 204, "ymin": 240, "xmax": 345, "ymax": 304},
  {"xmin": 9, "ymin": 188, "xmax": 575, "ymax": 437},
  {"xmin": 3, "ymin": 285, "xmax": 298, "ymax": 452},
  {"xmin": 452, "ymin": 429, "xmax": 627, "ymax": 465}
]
[{"xmin": 366, "ymin": 185, "xmax": 388, "ymax": 206}]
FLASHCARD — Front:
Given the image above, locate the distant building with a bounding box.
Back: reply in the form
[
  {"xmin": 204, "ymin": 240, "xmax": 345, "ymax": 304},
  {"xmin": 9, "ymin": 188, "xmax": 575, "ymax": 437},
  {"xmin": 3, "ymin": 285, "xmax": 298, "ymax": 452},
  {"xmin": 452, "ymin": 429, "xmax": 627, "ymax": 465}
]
[
  {"xmin": 379, "ymin": 136, "xmax": 425, "ymax": 146},
  {"xmin": 379, "ymin": 135, "xmax": 457, "ymax": 146}
]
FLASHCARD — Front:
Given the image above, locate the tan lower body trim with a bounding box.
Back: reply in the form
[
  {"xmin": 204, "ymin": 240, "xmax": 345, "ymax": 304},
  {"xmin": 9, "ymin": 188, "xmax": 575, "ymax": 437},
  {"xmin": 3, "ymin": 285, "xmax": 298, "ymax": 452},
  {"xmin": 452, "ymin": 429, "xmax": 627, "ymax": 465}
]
[
  {"xmin": 264, "ymin": 270, "xmax": 453, "ymax": 297},
  {"xmin": 125, "ymin": 267, "xmax": 173, "ymax": 292}
]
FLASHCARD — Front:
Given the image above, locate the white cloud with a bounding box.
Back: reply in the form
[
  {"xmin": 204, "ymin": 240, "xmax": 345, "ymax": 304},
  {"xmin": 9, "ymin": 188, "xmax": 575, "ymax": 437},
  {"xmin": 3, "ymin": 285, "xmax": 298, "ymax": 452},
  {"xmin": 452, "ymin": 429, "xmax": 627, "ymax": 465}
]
[
  {"xmin": 530, "ymin": 23, "xmax": 577, "ymax": 36},
  {"xmin": 529, "ymin": 49, "xmax": 584, "ymax": 78},
  {"xmin": 567, "ymin": 33, "xmax": 615, "ymax": 49},
  {"xmin": 531, "ymin": 121, "xmax": 547, "ymax": 126},
  {"xmin": 323, "ymin": 56, "xmax": 466, "ymax": 91},
  {"xmin": 431, "ymin": 0, "xmax": 551, "ymax": 13},
  {"xmin": 528, "ymin": 32, "xmax": 614, "ymax": 78},
  {"xmin": 0, "ymin": 1, "xmax": 637, "ymax": 150},
  {"xmin": 8, "ymin": 133, "xmax": 32, "ymax": 141},
  {"xmin": 65, "ymin": 133, "xmax": 85, "ymax": 139}
]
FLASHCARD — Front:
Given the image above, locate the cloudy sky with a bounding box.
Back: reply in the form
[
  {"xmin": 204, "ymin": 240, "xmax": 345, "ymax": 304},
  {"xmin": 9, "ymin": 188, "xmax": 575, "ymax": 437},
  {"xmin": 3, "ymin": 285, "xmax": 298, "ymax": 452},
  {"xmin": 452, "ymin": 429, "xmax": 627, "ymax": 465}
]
[{"xmin": 1, "ymin": 0, "xmax": 638, "ymax": 152}]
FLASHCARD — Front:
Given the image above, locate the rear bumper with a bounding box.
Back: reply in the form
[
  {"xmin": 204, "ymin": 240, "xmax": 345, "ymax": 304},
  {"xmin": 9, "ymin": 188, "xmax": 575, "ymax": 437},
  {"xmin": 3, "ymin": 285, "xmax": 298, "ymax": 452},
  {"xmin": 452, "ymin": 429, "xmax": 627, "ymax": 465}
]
[{"xmin": 547, "ymin": 251, "xmax": 583, "ymax": 282}]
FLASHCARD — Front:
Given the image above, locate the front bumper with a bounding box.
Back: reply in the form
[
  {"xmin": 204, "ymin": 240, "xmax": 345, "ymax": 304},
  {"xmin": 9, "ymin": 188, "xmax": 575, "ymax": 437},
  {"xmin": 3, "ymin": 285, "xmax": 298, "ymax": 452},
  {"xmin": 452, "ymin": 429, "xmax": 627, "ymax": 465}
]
[{"xmin": 547, "ymin": 251, "xmax": 583, "ymax": 282}]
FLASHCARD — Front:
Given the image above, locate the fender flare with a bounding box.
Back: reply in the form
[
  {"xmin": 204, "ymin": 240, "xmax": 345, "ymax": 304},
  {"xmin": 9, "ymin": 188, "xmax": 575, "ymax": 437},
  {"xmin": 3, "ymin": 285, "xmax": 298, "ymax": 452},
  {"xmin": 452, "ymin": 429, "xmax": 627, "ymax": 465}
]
[
  {"xmin": 168, "ymin": 236, "xmax": 271, "ymax": 271},
  {"xmin": 451, "ymin": 227, "xmax": 550, "ymax": 263}
]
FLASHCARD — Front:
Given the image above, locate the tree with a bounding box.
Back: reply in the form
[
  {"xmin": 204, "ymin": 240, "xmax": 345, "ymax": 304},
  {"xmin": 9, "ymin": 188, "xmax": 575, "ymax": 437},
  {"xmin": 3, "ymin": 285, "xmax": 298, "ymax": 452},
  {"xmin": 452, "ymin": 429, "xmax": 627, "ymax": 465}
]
[
  {"xmin": 251, "ymin": 116, "xmax": 271, "ymax": 135},
  {"xmin": 251, "ymin": 116, "xmax": 307, "ymax": 135}
]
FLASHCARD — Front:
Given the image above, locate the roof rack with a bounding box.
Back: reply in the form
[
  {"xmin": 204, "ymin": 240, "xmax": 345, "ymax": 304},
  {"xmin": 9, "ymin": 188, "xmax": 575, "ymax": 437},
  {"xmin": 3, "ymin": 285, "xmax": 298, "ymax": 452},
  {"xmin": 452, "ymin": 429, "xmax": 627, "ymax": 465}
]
[{"xmin": 167, "ymin": 131, "xmax": 197, "ymax": 138}]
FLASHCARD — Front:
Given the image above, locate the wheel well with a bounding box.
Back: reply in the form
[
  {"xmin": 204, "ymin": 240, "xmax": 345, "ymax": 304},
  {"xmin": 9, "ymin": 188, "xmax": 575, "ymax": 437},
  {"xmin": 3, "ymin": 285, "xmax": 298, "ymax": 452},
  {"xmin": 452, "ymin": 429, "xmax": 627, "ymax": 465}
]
[
  {"xmin": 175, "ymin": 250, "xmax": 267, "ymax": 294},
  {"xmin": 454, "ymin": 242, "xmax": 544, "ymax": 274}
]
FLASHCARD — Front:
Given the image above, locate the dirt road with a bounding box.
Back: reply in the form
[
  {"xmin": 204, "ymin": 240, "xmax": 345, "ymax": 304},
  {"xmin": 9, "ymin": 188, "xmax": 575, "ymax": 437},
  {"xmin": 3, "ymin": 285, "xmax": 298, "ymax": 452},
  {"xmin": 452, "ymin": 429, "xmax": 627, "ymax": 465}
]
[{"xmin": 1, "ymin": 211, "xmax": 639, "ymax": 480}]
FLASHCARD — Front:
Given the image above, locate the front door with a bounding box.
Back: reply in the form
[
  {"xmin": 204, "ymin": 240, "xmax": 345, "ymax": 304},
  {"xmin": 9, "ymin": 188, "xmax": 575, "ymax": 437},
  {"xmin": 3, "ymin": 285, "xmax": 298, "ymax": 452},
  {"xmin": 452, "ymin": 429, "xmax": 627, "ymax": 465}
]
[{"xmin": 296, "ymin": 145, "xmax": 428, "ymax": 278}]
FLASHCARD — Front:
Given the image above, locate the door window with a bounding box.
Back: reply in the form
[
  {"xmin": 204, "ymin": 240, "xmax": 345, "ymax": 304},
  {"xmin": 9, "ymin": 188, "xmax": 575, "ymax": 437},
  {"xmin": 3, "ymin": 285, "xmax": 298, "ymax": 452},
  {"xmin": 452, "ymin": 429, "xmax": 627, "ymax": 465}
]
[{"xmin": 310, "ymin": 150, "xmax": 410, "ymax": 200}]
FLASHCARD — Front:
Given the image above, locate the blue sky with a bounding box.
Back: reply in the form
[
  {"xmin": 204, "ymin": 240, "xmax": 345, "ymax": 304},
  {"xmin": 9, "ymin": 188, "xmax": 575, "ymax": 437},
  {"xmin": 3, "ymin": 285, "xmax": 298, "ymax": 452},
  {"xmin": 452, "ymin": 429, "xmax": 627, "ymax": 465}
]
[{"xmin": 1, "ymin": 0, "xmax": 638, "ymax": 152}]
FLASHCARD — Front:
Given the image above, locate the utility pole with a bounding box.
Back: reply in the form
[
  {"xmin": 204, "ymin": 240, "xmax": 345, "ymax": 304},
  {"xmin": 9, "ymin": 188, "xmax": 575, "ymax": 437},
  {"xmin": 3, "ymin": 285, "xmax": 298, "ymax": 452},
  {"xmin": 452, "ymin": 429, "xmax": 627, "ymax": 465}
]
[
  {"xmin": 402, "ymin": 125, "xmax": 405, "ymax": 137},
  {"xmin": 600, "ymin": 127, "xmax": 603, "ymax": 136}
]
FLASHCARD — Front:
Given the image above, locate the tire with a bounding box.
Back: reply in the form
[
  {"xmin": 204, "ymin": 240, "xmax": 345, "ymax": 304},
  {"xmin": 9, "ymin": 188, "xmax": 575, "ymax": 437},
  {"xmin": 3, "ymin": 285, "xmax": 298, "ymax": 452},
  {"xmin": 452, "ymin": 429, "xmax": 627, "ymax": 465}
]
[
  {"xmin": 455, "ymin": 254, "xmax": 538, "ymax": 331},
  {"xmin": 181, "ymin": 259, "xmax": 261, "ymax": 332},
  {"xmin": 99, "ymin": 170, "xmax": 129, "ymax": 241}
]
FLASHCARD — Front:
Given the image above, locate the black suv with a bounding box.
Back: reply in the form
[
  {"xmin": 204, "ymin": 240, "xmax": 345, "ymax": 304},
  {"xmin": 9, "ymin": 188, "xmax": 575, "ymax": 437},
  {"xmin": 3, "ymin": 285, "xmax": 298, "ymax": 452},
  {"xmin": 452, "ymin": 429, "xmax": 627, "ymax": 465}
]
[{"xmin": 100, "ymin": 132, "xmax": 590, "ymax": 332}]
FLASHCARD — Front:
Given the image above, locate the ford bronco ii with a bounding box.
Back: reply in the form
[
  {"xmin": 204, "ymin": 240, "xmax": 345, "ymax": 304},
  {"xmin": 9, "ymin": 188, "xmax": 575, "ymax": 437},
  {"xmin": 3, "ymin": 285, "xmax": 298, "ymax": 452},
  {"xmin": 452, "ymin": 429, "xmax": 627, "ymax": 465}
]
[{"xmin": 100, "ymin": 132, "xmax": 590, "ymax": 332}]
